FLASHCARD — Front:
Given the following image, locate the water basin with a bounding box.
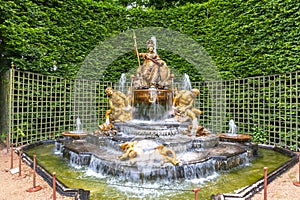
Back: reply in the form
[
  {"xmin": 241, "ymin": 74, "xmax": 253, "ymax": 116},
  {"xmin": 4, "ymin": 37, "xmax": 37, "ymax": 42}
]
[{"xmin": 22, "ymin": 141, "xmax": 297, "ymax": 200}]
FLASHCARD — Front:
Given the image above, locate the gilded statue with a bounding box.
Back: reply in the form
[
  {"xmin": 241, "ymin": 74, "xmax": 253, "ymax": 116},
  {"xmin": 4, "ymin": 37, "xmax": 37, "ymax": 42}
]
[
  {"xmin": 188, "ymin": 124, "xmax": 210, "ymax": 137},
  {"xmin": 132, "ymin": 35, "xmax": 173, "ymax": 89},
  {"xmin": 173, "ymin": 88, "xmax": 202, "ymax": 122},
  {"xmin": 93, "ymin": 122, "xmax": 117, "ymax": 136},
  {"xmin": 155, "ymin": 145, "xmax": 180, "ymax": 166},
  {"xmin": 118, "ymin": 141, "xmax": 139, "ymax": 163},
  {"xmin": 118, "ymin": 141, "xmax": 180, "ymax": 166},
  {"xmin": 105, "ymin": 87, "xmax": 132, "ymax": 122}
]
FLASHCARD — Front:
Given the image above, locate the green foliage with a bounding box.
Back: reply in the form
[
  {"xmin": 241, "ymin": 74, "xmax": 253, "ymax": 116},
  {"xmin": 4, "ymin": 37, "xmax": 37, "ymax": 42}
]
[
  {"xmin": 205, "ymin": 0, "xmax": 300, "ymax": 78},
  {"xmin": 251, "ymin": 126, "xmax": 268, "ymax": 144},
  {"xmin": 0, "ymin": 0, "xmax": 124, "ymax": 77},
  {"xmin": 118, "ymin": 0, "xmax": 209, "ymax": 9},
  {"xmin": 1, "ymin": 0, "xmax": 300, "ymax": 149},
  {"xmin": 17, "ymin": 127, "xmax": 25, "ymax": 137},
  {"xmin": 1, "ymin": 133, "xmax": 6, "ymax": 140},
  {"xmin": 12, "ymin": 127, "xmax": 26, "ymax": 146},
  {"xmin": 222, "ymin": 71, "xmax": 300, "ymax": 149},
  {"xmin": 1, "ymin": 0, "xmax": 300, "ymax": 80},
  {"xmin": 280, "ymin": 130, "xmax": 298, "ymax": 151}
]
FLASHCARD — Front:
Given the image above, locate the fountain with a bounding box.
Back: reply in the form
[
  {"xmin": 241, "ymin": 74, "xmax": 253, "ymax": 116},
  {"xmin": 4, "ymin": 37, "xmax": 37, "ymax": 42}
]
[
  {"xmin": 57, "ymin": 35, "xmax": 257, "ymax": 184},
  {"xmin": 12, "ymin": 34, "xmax": 297, "ymax": 200},
  {"xmin": 219, "ymin": 119, "xmax": 252, "ymax": 142},
  {"xmin": 228, "ymin": 119, "xmax": 237, "ymax": 135},
  {"xmin": 61, "ymin": 117, "xmax": 87, "ymax": 138}
]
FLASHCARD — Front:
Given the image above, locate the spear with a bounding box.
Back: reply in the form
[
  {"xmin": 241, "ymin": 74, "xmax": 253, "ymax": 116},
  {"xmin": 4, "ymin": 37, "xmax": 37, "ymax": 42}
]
[{"xmin": 133, "ymin": 30, "xmax": 141, "ymax": 67}]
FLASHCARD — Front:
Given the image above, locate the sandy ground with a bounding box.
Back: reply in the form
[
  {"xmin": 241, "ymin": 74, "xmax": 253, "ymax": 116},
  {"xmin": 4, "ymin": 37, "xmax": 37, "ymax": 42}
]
[
  {"xmin": 1, "ymin": 142, "xmax": 300, "ymax": 200},
  {"xmin": 0, "ymin": 143, "xmax": 74, "ymax": 200},
  {"xmin": 250, "ymin": 161, "xmax": 300, "ymax": 200}
]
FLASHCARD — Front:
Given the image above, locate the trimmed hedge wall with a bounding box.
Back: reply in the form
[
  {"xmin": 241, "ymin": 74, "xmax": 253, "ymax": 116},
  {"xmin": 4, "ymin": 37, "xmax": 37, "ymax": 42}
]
[{"xmin": 0, "ymin": 0, "xmax": 299, "ymax": 80}]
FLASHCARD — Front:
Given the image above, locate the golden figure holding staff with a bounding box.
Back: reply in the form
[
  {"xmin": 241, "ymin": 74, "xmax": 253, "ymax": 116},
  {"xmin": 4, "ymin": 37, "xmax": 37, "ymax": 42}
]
[{"xmin": 132, "ymin": 32, "xmax": 172, "ymax": 89}]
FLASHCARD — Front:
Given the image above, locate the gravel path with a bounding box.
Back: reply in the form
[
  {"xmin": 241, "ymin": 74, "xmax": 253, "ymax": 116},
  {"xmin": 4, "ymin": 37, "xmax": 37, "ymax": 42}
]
[
  {"xmin": 0, "ymin": 144, "xmax": 74, "ymax": 200},
  {"xmin": 251, "ymin": 161, "xmax": 300, "ymax": 200}
]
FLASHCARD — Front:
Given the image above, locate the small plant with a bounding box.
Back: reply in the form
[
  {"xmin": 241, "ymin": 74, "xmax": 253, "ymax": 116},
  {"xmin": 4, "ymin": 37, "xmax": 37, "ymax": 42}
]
[
  {"xmin": 251, "ymin": 126, "xmax": 268, "ymax": 144},
  {"xmin": 280, "ymin": 130, "xmax": 298, "ymax": 151},
  {"xmin": 1, "ymin": 133, "xmax": 6, "ymax": 140},
  {"xmin": 48, "ymin": 132, "xmax": 61, "ymax": 140},
  {"xmin": 15, "ymin": 128, "xmax": 25, "ymax": 146},
  {"xmin": 1, "ymin": 133, "xmax": 7, "ymax": 144}
]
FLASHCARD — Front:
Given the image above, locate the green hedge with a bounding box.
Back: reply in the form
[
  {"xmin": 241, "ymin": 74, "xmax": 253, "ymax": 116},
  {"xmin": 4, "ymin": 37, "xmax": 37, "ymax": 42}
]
[{"xmin": 1, "ymin": 0, "xmax": 299, "ymax": 81}]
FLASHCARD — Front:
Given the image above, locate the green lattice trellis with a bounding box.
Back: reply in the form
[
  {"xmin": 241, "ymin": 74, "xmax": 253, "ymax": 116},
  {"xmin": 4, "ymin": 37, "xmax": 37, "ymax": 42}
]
[{"xmin": 0, "ymin": 69, "xmax": 299, "ymax": 151}]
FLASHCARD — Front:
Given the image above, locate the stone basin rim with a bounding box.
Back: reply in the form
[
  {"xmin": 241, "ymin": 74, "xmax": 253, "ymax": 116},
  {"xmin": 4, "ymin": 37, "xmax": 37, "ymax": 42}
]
[{"xmin": 20, "ymin": 140, "xmax": 298, "ymax": 200}]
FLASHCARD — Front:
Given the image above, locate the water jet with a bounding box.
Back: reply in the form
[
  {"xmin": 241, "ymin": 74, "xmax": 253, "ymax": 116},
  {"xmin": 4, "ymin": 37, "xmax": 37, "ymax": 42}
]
[
  {"xmin": 20, "ymin": 36, "xmax": 298, "ymax": 199},
  {"xmin": 58, "ymin": 36, "xmax": 257, "ymax": 183}
]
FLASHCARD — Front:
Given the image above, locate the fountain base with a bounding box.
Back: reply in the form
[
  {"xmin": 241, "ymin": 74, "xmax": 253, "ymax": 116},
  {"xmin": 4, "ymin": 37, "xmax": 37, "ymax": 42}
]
[
  {"xmin": 61, "ymin": 131, "xmax": 87, "ymax": 138},
  {"xmin": 58, "ymin": 133, "xmax": 257, "ymax": 181},
  {"xmin": 218, "ymin": 133, "xmax": 252, "ymax": 142}
]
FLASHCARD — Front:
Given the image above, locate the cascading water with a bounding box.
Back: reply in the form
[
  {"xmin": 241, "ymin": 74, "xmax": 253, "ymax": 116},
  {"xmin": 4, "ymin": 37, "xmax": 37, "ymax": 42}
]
[
  {"xmin": 67, "ymin": 146, "xmax": 223, "ymax": 182},
  {"xmin": 57, "ymin": 35, "xmax": 256, "ymax": 199},
  {"xmin": 68, "ymin": 151, "xmax": 91, "ymax": 168},
  {"xmin": 132, "ymin": 87, "xmax": 173, "ymax": 121},
  {"xmin": 54, "ymin": 141, "xmax": 64, "ymax": 155},
  {"xmin": 59, "ymin": 69, "xmax": 255, "ymax": 182},
  {"xmin": 59, "ymin": 131, "xmax": 255, "ymax": 182}
]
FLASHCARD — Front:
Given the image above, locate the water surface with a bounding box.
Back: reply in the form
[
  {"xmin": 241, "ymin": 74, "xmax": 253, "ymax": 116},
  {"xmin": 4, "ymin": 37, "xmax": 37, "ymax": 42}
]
[{"xmin": 25, "ymin": 144, "xmax": 290, "ymax": 200}]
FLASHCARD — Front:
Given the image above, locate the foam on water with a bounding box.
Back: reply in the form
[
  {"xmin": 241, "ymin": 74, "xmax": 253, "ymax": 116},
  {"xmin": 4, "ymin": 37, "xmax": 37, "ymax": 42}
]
[{"xmin": 85, "ymin": 168, "xmax": 106, "ymax": 179}]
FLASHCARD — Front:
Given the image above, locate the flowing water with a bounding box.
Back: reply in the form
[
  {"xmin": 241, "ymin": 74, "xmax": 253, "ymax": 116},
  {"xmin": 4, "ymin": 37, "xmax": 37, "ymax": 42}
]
[
  {"xmin": 118, "ymin": 73, "xmax": 126, "ymax": 94},
  {"xmin": 25, "ymin": 143, "xmax": 290, "ymax": 200},
  {"xmin": 181, "ymin": 73, "xmax": 192, "ymax": 91}
]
